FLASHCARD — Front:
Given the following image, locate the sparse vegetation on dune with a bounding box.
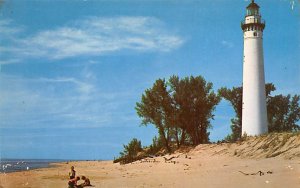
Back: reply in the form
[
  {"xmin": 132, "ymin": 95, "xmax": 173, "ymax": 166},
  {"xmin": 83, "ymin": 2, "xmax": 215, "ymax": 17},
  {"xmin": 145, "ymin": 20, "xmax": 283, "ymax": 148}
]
[
  {"xmin": 115, "ymin": 132, "xmax": 300, "ymax": 164},
  {"xmin": 203, "ymin": 132, "xmax": 300, "ymax": 160},
  {"xmin": 232, "ymin": 132, "xmax": 300, "ymax": 159}
]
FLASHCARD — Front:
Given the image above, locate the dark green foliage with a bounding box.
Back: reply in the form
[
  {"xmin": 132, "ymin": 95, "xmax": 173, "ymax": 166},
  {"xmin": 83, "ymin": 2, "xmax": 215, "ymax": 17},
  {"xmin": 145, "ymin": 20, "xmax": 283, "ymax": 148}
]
[
  {"xmin": 267, "ymin": 95, "xmax": 300, "ymax": 132},
  {"xmin": 119, "ymin": 138, "xmax": 143, "ymax": 158},
  {"xmin": 147, "ymin": 136, "xmax": 164, "ymax": 155},
  {"xmin": 219, "ymin": 83, "xmax": 300, "ymax": 142},
  {"xmin": 135, "ymin": 79, "xmax": 173, "ymax": 152},
  {"xmin": 169, "ymin": 75, "xmax": 221, "ymax": 145},
  {"xmin": 114, "ymin": 138, "xmax": 143, "ymax": 164},
  {"xmin": 136, "ymin": 75, "xmax": 220, "ymax": 149},
  {"xmin": 218, "ymin": 87, "xmax": 243, "ymax": 142}
]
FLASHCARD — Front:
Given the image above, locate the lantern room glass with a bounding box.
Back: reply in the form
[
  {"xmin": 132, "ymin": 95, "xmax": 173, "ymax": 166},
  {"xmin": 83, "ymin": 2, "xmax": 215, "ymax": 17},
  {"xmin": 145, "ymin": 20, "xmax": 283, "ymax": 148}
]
[{"xmin": 247, "ymin": 7, "xmax": 259, "ymax": 16}]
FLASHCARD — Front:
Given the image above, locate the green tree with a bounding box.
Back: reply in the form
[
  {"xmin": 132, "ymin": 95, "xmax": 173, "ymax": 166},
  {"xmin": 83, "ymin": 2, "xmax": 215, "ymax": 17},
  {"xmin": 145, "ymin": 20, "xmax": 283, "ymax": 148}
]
[
  {"xmin": 136, "ymin": 75, "xmax": 220, "ymax": 149},
  {"xmin": 147, "ymin": 136, "xmax": 164, "ymax": 155},
  {"xmin": 218, "ymin": 86, "xmax": 243, "ymax": 141},
  {"xmin": 120, "ymin": 138, "xmax": 143, "ymax": 159},
  {"xmin": 169, "ymin": 75, "xmax": 220, "ymax": 145},
  {"xmin": 267, "ymin": 95, "xmax": 300, "ymax": 132},
  {"xmin": 136, "ymin": 79, "xmax": 173, "ymax": 152}
]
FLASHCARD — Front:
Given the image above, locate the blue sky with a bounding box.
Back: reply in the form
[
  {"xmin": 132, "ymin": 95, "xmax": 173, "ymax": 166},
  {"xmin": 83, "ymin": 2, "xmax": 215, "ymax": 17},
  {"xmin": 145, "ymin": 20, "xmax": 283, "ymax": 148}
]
[{"xmin": 0, "ymin": 0, "xmax": 299, "ymax": 160}]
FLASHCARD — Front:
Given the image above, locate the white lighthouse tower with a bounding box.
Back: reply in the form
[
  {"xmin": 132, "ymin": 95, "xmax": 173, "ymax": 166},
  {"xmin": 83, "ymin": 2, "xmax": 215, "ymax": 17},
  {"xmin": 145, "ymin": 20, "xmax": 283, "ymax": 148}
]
[{"xmin": 241, "ymin": 0, "xmax": 268, "ymax": 136}]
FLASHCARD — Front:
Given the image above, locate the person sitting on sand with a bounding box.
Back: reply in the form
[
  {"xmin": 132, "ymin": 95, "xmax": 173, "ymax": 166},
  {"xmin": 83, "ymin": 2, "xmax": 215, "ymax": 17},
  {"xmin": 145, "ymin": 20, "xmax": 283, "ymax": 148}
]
[
  {"xmin": 79, "ymin": 176, "xmax": 91, "ymax": 187},
  {"xmin": 69, "ymin": 166, "xmax": 76, "ymax": 179},
  {"xmin": 68, "ymin": 176, "xmax": 80, "ymax": 188}
]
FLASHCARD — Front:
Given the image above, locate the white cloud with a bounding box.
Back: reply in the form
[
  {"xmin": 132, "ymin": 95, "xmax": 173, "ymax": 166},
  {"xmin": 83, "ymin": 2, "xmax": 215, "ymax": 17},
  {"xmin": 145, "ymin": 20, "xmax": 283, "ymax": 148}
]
[
  {"xmin": 2, "ymin": 17, "xmax": 185, "ymax": 61},
  {"xmin": 37, "ymin": 77, "xmax": 94, "ymax": 95},
  {"xmin": 0, "ymin": 19, "xmax": 23, "ymax": 36},
  {"xmin": 0, "ymin": 73, "xmax": 138, "ymax": 129}
]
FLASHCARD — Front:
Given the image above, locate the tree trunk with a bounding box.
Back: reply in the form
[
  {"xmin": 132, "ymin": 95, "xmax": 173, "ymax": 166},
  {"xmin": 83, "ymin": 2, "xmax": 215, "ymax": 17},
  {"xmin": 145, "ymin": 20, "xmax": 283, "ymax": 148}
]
[
  {"xmin": 175, "ymin": 127, "xmax": 180, "ymax": 148},
  {"xmin": 180, "ymin": 129, "xmax": 186, "ymax": 146},
  {"xmin": 158, "ymin": 127, "xmax": 171, "ymax": 153}
]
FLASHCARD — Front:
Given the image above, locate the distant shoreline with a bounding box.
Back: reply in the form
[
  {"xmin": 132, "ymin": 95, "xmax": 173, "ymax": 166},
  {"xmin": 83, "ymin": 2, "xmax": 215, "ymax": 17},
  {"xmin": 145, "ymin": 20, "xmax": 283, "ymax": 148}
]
[
  {"xmin": 0, "ymin": 159, "xmax": 67, "ymax": 174},
  {"xmin": 0, "ymin": 159, "xmax": 109, "ymax": 174}
]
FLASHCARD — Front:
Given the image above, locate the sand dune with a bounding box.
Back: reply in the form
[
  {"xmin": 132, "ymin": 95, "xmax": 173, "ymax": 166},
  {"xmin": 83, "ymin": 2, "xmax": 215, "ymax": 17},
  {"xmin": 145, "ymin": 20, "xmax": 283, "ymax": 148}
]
[{"xmin": 1, "ymin": 133, "xmax": 300, "ymax": 188}]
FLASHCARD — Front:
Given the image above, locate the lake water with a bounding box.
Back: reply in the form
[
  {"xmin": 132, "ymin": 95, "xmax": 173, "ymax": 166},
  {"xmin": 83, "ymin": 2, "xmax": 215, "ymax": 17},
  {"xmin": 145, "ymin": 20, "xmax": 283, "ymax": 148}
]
[{"xmin": 0, "ymin": 159, "xmax": 66, "ymax": 173}]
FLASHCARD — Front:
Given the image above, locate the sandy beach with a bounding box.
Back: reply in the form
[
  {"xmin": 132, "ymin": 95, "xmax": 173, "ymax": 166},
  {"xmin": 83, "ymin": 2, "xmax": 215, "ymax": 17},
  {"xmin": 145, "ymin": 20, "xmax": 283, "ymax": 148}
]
[{"xmin": 1, "ymin": 134, "xmax": 300, "ymax": 188}]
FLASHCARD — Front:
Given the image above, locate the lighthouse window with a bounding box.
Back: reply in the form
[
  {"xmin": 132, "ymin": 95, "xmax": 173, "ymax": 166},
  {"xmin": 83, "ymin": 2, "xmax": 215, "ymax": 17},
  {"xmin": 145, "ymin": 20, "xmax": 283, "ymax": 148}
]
[{"xmin": 254, "ymin": 32, "xmax": 257, "ymax": 36}]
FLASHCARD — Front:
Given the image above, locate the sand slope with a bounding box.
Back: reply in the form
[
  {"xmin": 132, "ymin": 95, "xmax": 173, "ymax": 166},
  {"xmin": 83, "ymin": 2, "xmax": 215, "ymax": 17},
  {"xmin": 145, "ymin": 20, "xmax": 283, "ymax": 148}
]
[{"xmin": 1, "ymin": 133, "xmax": 300, "ymax": 188}]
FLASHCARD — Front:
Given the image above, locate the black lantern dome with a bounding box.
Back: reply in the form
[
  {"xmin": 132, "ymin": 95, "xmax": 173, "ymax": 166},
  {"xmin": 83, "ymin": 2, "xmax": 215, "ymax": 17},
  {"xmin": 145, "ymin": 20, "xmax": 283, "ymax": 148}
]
[{"xmin": 246, "ymin": 0, "xmax": 260, "ymax": 16}]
